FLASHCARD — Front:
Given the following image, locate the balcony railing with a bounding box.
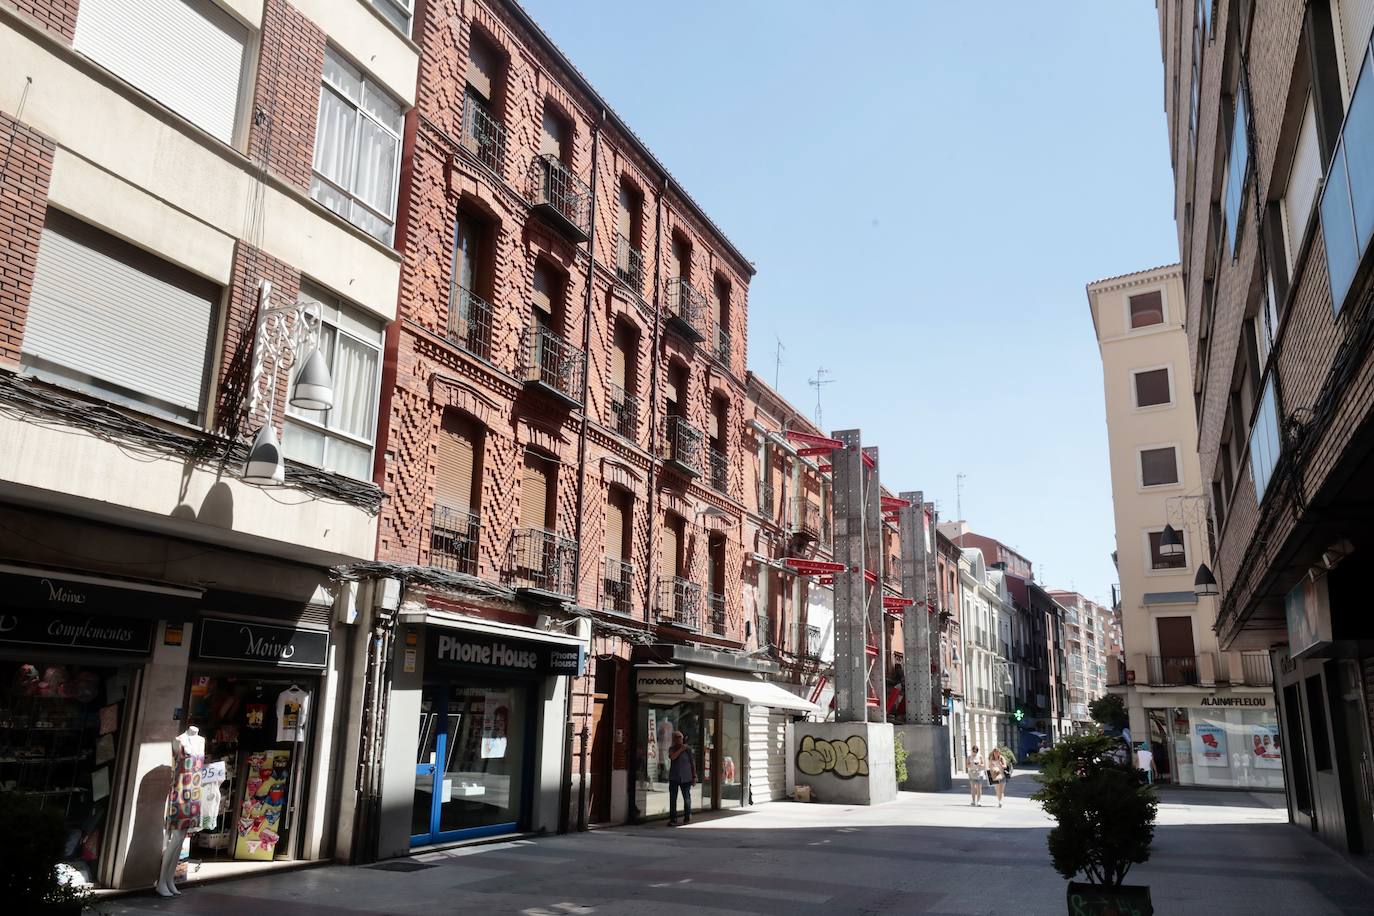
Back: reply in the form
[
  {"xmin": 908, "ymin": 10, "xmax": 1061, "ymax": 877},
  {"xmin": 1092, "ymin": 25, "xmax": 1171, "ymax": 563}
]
[
  {"xmin": 662, "ymin": 415, "xmax": 703, "ymax": 477},
  {"xmin": 805, "ymin": 625, "xmax": 823, "ymax": 661},
  {"xmin": 712, "ymin": 321, "xmax": 731, "ymax": 364},
  {"xmin": 616, "ymin": 232, "xmax": 645, "ymax": 294},
  {"xmin": 607, "ymin": 382, "xmax": 639, "ymax": 441},
  {"xmin": 508, "ymin": 527, "xmax": 577, "ymax": 598},
  {"xmin": 430, "ymin": 504, "xmax": 480, "ymax": 575},
  {"xmin": 790, "ymin": 496, "xmax": 821, "ymax": 540},
  {"xmin": 665, "ymin": 278, "xmax": 708, "ymax": 342},
  {"xmin": 708, "ymin": 592, "xmax": 726, "ymax": 635},
  {"xmin": 529, "ymin": 154, "xmax": 590, "ymax": 242},
  {"xmin": 707, "ymin": 445, "xmax": 728, "ymax": 492},
  {"xmin": 656, "ymin": 576, "xmax": 702, "ymax": 631},
  {"xmin": 461, "ymin": 95, "xmax": 506, "ymax": 173},
  {"xmin": 1239, "ymin": 651, "xmax": 1273, "ymax": 686},
  {"xmin": 521, "ymin": 324, "xmax": 586, "ymax": 406},
  {"xmin": 602, "ymin": 556, "xmax": 634, "ymax": 616},
  {"xmin": 447, "ymin": 284, "xmax": 493, "ymax": 360},
  {"xmin": 1147, "ymin": 655, "xmax": 1200, "ymax": 687}
]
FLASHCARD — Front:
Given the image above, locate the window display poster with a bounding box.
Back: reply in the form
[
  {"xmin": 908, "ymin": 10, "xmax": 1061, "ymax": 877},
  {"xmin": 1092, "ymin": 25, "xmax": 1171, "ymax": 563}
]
[
  {"xmin": 235, "ymin": 749, "xmax": 291, "ymax": 861},
  {"xmin": 645, "ymin": 709, "xmax": 658, "ymax": 784},
  {"xmin": 656, "ymin": 715, "xmax": 674, "ymax": 781},
  {"xmin": 1193, "ymin": 722, "xmax": 1229, "ymax": 767},
  {"xmin": 480, "ymin": 689, "xmax": 511, "ymax": 759},
  {"xmin": 1252, "ymin": 723, "xmax": 1283, "ymax": 769}
]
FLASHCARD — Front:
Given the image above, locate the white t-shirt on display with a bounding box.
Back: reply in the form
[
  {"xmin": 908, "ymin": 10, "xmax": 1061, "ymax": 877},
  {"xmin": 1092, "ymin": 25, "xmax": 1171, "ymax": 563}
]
[{"xmin": 276, "ymin": 686, "xmax": 310, "ymax": 742}]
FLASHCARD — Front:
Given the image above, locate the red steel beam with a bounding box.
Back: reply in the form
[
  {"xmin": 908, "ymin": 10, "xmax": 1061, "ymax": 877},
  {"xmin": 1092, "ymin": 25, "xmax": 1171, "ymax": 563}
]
[
  {"xmin": 784, "ymin": 558, "xmax": 846, "ymax": 575},
  {"xmin": 884, "ymin": 596, "xmax": 915, "ymax": 608},
  {"xmin": 783, "ymin": 430, "xmax": 844, "ymax": 451},
  {"xmin": 881, "ymin": 495, "xmax": 912, "ymax": 511},
  {"xmin": 861, "ymin": 451, "xmax": 876, "ymax": 470},
  {"xmin": 797, "ymin": 446, "xmax": 832, "ymax": 457}
]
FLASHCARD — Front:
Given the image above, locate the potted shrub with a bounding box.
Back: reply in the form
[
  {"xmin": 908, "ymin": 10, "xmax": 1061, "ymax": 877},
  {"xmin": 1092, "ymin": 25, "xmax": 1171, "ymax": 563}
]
[
  {"xmin": 0, "ymin": 794, "xmax": 92, "ymax": 915},
  {"xmin": 1032, "ymin": 733, "xmax": 1157, "ymax": 915}
]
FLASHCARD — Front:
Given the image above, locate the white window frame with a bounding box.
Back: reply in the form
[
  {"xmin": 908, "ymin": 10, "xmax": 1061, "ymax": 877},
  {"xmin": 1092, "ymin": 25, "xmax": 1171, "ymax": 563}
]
[
  {"xmin": 1142, "ymin": 526, "xmax": 1190, "ymax": 576},
  {"xmin": 1123, "ymin": 285, "xmax": 1169, "ymax": 333},
  {"xmin": 1131, "ymin": 364, "xmax": 1176, "ymax": 410},
  {"xmin": 370, "ymin": 0, "xmax": 413, "ymax": 37},
  {"xmin": 1137, "ymin": 443, "xmax": 1182, "ymax": 490},
  {"xmin": 1248, "ymin": 376, "xmax": 1282, "ymax": 501},
  {"xmin": 283, "ymin": 282, "xmax": 385, "ymax": 479},
  {"xmin": 312, "ymin": 48, "xmax": 404, "ymax": 243}
]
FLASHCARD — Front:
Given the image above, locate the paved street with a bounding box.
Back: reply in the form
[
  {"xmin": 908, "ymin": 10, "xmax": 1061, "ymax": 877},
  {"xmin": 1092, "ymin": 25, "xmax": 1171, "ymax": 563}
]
[{"xmin": 91, "ymin": 772, "xmax": 1374, "ymax": 915}]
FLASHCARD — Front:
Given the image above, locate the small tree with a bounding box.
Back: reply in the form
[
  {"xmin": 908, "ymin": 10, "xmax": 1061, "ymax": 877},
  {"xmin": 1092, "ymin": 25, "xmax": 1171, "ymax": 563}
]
[
  {"xmin": 1088, "ymin": 694, "xmax": 1128, "ymax": 731},
  {"xmin": 1032, "ymin": 733, "xmax": 1157, "ymax": 887},
  {"xmin": 893, "ymin": 731, "xmax": 909, "ymax": 784}
]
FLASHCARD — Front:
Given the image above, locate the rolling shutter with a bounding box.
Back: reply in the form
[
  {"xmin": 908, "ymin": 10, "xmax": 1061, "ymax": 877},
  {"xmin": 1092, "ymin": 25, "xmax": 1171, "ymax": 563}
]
[
  {"xmin": 533, "ymin": 262, "xmax": 556, "ymax": 317},
  {"xmin": 661, "ymin": 517, "xmax": 680, "ymax": 579},
  {"xmin": 22, "ymin": 211, "xmax": 217, "ymax": 420},
  {"xmin": 617, "ymin": 185, "xmax": 633, "ymax": 239},
  {"xmin": 709, "ymin": 400, "xmax": 724, "ymax": 440},
  {"xmin": 435, "ymin": 413, "xmax": 479, "ymax": 512},
  {"xmin": 1341, "ymin": 0, "xmax": 1374, "ymax": 103},
  {"xmin": 605, "ymin": 489, "xmax": 628, "ymax": 560},
  {"xmin": 74, "ymin": 0, "xmax": 247, "ymax": 144},
  {"xmin": 467, "ymin": 33, "xmax": 499, "ymax": 102},
  {"xmin": 520, "ymin": 452, "xmax": 553, "ymax": 530},
  {"xmin": 611, "ymin": 326, "xmax": 628, "ymax": 390},
  {"xmin": 541, "ymin": 108, "xmax": 566, "ymax": 160},
  {"xmin": 1283, "ymin": 98, "xmax": 1320, "ymax": 275},
  {"xmin": 673, "ymin": 238, "xmax": 691, "ymax": 282}
]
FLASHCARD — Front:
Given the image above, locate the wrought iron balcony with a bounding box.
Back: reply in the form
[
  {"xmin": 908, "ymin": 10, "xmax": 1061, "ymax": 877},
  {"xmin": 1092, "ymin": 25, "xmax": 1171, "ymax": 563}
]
[
  {"xmin": 665, "ymin": 278, "xmax": 708, "ymax": 343},
  {"xmin": 447, "ymin": 284, "xmax": 493, "ymax": 360},
  {"xmin": 655, "ymin": 575, "xmax": 702, "ymax": 631},
  {"xmin": 712, "ymin": 321, "xmax": 731, "ymax": 365},
  {"xmin": 461, "ymin": 95, "xmax": 506, "ymax": 174},
  {"xmin": 1239, "ymin": 650, "xmax": 1273, "ymax": 686},
  {"xmin": 521, "ymin": 324, "xmax": 586, "ymax": 407},
  {"xmin": 616, "ymin": 232, "xmax": 645, "ymax": 294},
  {"xmin": 529, "ymin": 154, "xmax": 590, "ymax": 243},
  {"xmin": 607, "ymin": 382, "xmax": 639, "ymax": 441},
  {"xmin": 661, "ymin": 415, "xmax": 703, "ymax": 477},
  {"xmin": 707, "ymin": 444, "xmax": 728, "ymax": 493},
  {"xmin": 602, "ymin": 556, "xmax": 634, "ymax": 616},
  {"xmin": 708, "ymin": 592, "xmax": 726, "ymax": 636},
  {"xmin": 430, "ymin": 504, "xmax": 480, "ymax": 575},
  {"xmin": 790, "ymin": 496, "xmax": 821, "ymax": 540},
  {"xmin": 508, "ymin": 527, "xmax": 578, "ymax": 598},
  {"xmin": 1146, "ymin": 655, "xmax": 1200, "ymax": 687}
]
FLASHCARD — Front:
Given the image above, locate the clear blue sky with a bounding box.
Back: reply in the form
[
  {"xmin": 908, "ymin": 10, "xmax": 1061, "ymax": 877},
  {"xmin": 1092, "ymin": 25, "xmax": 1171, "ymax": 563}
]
[{"xmin": 522, "ymin": 0, "xmax": 1179, "ymax": 605}]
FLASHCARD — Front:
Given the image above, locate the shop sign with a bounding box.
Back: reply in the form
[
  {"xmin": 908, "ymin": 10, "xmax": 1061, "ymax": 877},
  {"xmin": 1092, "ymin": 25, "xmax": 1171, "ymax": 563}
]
[
  {"xmin": 196, "ymin": 618, "xmax": 329, "ymax": 669},
  {"xmin": 1286, "ymin": 574, "xmax": 1332, "ymax": 659},
  {"xmin": 1199, "ymin": 696, "xmax": 1267, "ymax": 708},
  {"xmin": 0, "ymin": 610, "xmax": 153, "ymax": 654},
  {"xmin": 0, "ymin": 569, "xmax": 200, "ymax": 618},
  {"xmin": 428, "ymin": 631, "xmax": 585, "ymax": 676},
  {"xmin": 636, "ymin": 667, "xmax": 686, "ymax": 694}
]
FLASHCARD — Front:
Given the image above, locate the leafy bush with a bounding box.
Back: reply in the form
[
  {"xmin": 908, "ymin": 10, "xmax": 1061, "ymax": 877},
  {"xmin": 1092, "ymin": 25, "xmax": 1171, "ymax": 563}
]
[
  {"xmin": 1089, "ymin": 694, "xmax": 1129, "ymax": 730},
  {"xmin": 1032, "ymin": 733, "xmax": 1157, "ymax": 887},
  {"xmin": 0, "ymin": 793, "xmax": 92, "ymax": 913},
  {"xmin": 894, "ymin": 731, "xmax": 909, "ymax": 784}
]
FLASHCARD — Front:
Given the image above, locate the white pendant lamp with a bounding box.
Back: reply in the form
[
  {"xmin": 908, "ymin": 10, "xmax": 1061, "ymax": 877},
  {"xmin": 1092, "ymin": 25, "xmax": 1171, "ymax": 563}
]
[
  {"xmin": 290, "ymin": 349, "xmax": 335, "ymax": 411},
  {"xmin": 243, "ymin": 424, "xmax": 285, "ymax": 485}
]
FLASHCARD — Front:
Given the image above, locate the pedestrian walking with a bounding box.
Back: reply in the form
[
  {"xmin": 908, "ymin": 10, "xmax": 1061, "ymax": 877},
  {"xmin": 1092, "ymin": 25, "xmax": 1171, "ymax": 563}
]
[
  {"xmin": 988, "ymin": 748, "xmax": 1008, "ymax": 808},
  {"xmin": 1136, "ymin": 741, "xmax": 1158, "ymax": 784},
  {"xmin": 666, "ymin": 730, "xmax": 696, "ymax": 826},
  {"xmin": 966, "ymin": 746, "xmax": 985, "ymax": 806}
]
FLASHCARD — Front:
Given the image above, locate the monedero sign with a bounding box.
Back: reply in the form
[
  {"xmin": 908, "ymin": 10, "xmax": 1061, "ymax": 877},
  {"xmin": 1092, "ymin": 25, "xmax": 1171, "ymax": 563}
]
[
  {"xmin": 0, "ymin": 611, "xmax": 153, "ymax": 654},
  {"xmin": 428, "ymin": 631, "xmax": 584, "ymax": 676},
  {"xmin": 196, "ymin": 617, "xmax": 330, "ymax": 669}
]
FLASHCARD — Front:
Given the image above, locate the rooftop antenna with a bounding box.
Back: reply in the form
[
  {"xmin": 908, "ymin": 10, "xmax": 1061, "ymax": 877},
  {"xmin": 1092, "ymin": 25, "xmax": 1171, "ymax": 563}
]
[
  {"xmin": 956, "ymin": 472, "xmax": 967, "ymax": 521},
  {"xmin": 773, "ymin": 335, "xmax": 786, "ymax": 390},
  {"xmin": 809, "ymin": 367, "xmax": 834, "ymax": 427}
]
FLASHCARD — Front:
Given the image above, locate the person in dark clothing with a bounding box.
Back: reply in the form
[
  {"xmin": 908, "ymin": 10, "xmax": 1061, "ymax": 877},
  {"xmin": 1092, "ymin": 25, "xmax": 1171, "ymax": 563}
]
[{"xmin": 667, "ymin": 730, "xmax": 696, "ymax": 826}]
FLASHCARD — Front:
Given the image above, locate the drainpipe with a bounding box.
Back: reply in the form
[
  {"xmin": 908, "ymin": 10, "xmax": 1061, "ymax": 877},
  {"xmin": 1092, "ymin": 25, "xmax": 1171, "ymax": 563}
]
[{"xmin": 643, "ymin": 179, "xmax": 667, "ymax": 629}]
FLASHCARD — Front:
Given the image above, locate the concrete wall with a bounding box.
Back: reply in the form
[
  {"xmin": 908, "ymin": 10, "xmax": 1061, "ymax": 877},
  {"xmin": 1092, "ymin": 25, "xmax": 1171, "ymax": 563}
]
[{"xmin": 793, "ymin": 721, "xmax": 896, "ymax": 806}]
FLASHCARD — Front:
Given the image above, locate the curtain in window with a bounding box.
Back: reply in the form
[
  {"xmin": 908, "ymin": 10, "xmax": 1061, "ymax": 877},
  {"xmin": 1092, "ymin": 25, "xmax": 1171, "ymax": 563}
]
[
  {"xmin": 313, "ymin": 85, "xmax": 356, "ymax": 193},
  {"xmin": 332, "ymin": 333, "xmax": 379, "ymax": 442},
  {"xmin": 355, "ymin": 118, "xmax": 398, "ymax": 216}
]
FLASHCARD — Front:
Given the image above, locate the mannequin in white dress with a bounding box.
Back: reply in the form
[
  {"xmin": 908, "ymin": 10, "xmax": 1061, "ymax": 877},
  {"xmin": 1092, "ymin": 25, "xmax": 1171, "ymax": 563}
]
[{"xmin": 157, "ymin": 726, "xmax": 205, "ymax": 897}]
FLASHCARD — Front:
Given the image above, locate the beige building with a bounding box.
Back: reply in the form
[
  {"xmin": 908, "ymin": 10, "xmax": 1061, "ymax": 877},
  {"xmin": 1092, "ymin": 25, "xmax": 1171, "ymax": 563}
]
[{"xmin": 1089, "ymin": 264, "xmax": 1281, "ymax": 790}]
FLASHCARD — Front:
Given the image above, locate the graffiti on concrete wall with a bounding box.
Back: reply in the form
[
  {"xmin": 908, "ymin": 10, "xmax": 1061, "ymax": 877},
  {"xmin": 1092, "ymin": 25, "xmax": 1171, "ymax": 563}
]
[{"xmin": 797, "ymin": 734, "xmax": 869, "ymax": 779}]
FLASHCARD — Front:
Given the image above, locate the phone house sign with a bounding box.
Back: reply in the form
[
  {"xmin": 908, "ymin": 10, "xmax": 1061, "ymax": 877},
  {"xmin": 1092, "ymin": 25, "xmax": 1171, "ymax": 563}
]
[{"xmin": 427, "ymin": 631, "xmax": 584, "ymax": 676}]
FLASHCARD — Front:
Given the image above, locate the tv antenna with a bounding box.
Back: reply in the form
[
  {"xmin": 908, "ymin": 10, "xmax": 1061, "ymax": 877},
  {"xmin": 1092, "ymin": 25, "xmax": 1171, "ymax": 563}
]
[
  {"xmin": 773, "ymin": 336, "xmax": 786, "ymax": 390},
  {"xmin": 956, "ymin": 472, "xmax": 967, "ymax": 521},
  {"xmin": 809, "ymin": 367, "xmax": 834, "ymax": 427}
]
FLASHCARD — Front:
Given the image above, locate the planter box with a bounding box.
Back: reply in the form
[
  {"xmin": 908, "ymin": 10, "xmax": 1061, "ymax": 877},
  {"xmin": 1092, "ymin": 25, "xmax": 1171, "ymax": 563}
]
[{"xmin": 1066, "ymin": 881, "xmax": 1152, "ymax": 915}]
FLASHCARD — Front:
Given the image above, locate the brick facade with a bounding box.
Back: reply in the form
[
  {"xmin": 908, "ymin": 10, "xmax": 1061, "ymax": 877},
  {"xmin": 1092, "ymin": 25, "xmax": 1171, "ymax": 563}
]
[
  {"xmin": 214, "ymin": 242, "xmax": 302, "ymax": 439},
  {"xmin": 247, "ymin": 0, "xmax": 327, "ymax": 193},
  {"xmin": 0, "ymin": 112, "xmax": 53, "ymax": 369},
  {"xmin": 9, "ymin": 0, "xmax": 79, "ymax": 42}
]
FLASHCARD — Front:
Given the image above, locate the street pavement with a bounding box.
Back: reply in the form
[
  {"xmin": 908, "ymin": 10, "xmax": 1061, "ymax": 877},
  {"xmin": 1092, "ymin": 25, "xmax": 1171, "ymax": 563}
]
[{"xmin": 89, "ymin": 770, "xmax": 1374, "ymax": 915}]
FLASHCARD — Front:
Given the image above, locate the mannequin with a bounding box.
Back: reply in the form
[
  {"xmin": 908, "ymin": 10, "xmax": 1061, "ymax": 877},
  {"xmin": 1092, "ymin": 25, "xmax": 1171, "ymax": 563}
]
[{"xmin": 157, "ymin": 726, "xmax": 206, "ymax": 897}]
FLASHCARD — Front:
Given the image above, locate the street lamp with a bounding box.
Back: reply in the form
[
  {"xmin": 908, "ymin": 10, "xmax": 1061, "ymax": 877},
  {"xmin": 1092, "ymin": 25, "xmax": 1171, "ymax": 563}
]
[
  {"xmin": 1194, "ymin": 563, "xmax": 1219, "ymax": 597},
  {"xmin": 1158, "ymin": 523, "xmax": 1185, "ymax": 557},
  {"xmin": 242, "ymin": 280, "xmax": 335, "ymax": 484}
]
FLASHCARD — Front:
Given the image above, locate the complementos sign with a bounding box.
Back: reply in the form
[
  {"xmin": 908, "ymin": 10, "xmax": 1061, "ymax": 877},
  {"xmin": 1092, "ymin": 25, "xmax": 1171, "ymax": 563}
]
[
  {"xmin": 0, "ymin": 611, "xmax": 153, "ymax": 654},
  {"xmin": 196, "ymin": 617, "xmax": 330, "ymax": 669},
  {"xmin": 427, "ymin": 631, "xmax": 584, "ymax": 676}
]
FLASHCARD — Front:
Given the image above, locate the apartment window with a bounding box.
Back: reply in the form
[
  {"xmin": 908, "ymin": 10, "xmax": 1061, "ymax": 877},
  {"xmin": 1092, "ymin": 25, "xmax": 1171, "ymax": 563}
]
[
  {"xmin": 463, "ymin": 32, "xmax": 507, "ymax": 172},
  {"xmin": 1133, "ymin": 367, "xmax": 1173, "ymax": 408},
  {"xmin": 609, "ymin": 321, "xmax": 638, "ymax": 439},
  {"xmin": 662, "ymin": 513, "xmax": 684, "ymax": 580},
  {"xmin": 541, "ymin": 104, "xmax": 572, "ymax": 164},
  {"xmin": 1321, "ymin": 13, "xmax": 1374, "ymax": 313},
  {"xmin": 1148, "ymin": 529, "xmax": 1188, "ymax": 570},
  {"xmin": 1338, "ymin": 0, "xmax": 1374, "ymax": 105},
  {"xmin": 520, "ymin": 451, "xmax": 556, "ymax": 531},
  {"xmin": 74, "ymin": 0, "xmax": 248, "ymax": 144},
  {"xmin": 435, "ymin": 411, "xmax": 483, "ymax": 514},
  {"xmin": 1283, "ymin": 98, "xmax": 1322, "ymax": 278},
  {"xmin": 605, "ymin": 486, "xmax": 632, "ymax": 563},
  {"xmin": 1128, "ymin": 290, "xmax": 1165, "ymax": 328},
  {"xmin": 371, "ymin": 0, "xmax": 413, "ymax": 36},
  {"xmin": 312, "ymin": 48, "xmax": 403, "ymax": 244},
  {"xmin": 1225, "ymin": 82, "xmax": 1251, "ymax": 255},
  {"xmin": 283, "ymin": 283, "xmax": 385, "ymax": 480},
  {"xmin": 21, "ymin": 211, "xmax": 217, "ymax": 424},
  {"xmin": 1139, "ymin": 446, "xmax": 1180, "ymax": 487},
  {"xmin": 616, "ymin": 181, "xmax": 645, "ymax": 290},
  {"xmin": 1248, "ymin": 377, "xmax": 1282, "ymax": 499}
]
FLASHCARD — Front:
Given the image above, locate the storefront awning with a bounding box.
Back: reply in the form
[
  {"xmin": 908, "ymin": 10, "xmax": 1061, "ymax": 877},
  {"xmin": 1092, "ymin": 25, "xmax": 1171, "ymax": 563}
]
[
  {"xmin": 398, "ymin": 610, "xmax": 586, "ymax": 649},
  {"xmin": 684, "ymin": 670, "xmax": 820, "ymax": 714}
]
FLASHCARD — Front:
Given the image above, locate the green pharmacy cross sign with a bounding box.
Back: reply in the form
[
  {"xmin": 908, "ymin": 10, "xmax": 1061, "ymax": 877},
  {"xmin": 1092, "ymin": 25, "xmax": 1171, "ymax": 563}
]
[{"xmin": 1014, "ymin": 707, "xmax": 1025, "ymax": 722}]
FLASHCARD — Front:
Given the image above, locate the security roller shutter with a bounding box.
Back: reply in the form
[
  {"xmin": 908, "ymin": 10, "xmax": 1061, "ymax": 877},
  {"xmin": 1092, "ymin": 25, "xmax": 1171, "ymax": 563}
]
[
  {"xmin": 611, "ymin": 325, "xmax": 630, "ymax": 390},
  {"xmin": 541, "ymin": 107, "xmax": 566, "ymax": 160},
  {"xmin": 605, "ymin": 488, "xmax": 628, "ymax": 560},
  {"xmin": 520, "ymin": 452, "xmax": 553, "ymax": 530},
  {"xmin": 74, "ymin": 0, "xmax": 248, "ymax": 144},
  {"xmin": 1284, "ymin": 98, "xmax": 1320, "ymax": 275},
  {"xmin": 22, "ymin": 211, "xmax": 217, "ymax": 419},
  {"xmin": 1341, "ymin": 0, "xmax": 1374, "ymax": 103},
  {"xmin": 709, "ymin": 400, "xmax": 724, "ymax": 440},
  {"xmin": 617, "ymin": 185, "xmax": 633, "ymax": 239},
  {"xmin": 467, "ymin": 32, "xmax": 499, "ymax": 102},
  {"xmin": 746, "ymin": 706, "xmax": 787, "ymax": 804},
  {"xmin": 533, "ymin": 263, "xmax": 556, "ymax": 317},
  {"xmin": 435, "ymin": 413, "xmax": 479, "ymax": 512},
  {"xmin": 661, "ymin": 516, "xmax": 680, "ymax": 579}
]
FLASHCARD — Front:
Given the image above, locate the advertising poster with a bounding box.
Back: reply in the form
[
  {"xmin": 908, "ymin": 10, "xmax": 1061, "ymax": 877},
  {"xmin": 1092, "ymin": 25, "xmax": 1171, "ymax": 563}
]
[
  {"xmin": 481, "ymin": 689, "xmax": 511, "ymax": 759},
  {"xmin": 1193, "ymin": 722, "xmax": 1229, "ymax": 767},
  {"xmin": 1251, "ymin": 724, "xmax": 1283, "ymax": 769},
  {"xmin": 235, "ymin": 749, "xmax": 292, "ymax": 861},
  {"xmin": 656, "ymin": 715, "xmax": 674, "ymax": 781},
  {"xmin": 645, "ymin": 709, "xmax": 658, "ymax": 784}
]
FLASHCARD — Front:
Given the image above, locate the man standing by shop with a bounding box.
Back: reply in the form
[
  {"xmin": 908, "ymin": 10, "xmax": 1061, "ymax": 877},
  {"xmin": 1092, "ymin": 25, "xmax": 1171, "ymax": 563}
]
[{"xmin": 667, "ymin": 730, "xmax": 696, "ymax": 826}]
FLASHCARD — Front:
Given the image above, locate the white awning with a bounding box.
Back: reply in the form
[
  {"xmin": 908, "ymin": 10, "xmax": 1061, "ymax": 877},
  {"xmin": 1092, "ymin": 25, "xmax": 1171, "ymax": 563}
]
[
  {"xmin": 398, "ymin": 610, "xmax": 586, "ymax": 648},
  {"xmin": 685, "ymin": 669, "xmax": 820, "ymax": 714}
]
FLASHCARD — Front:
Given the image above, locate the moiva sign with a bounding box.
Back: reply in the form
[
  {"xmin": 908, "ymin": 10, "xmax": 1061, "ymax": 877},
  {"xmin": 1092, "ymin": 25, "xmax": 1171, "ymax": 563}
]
[
  {"xmin": 427, "ymin": 631, "xmax": 585, "ymax": 676},
  {"xmin": 196, "ymin": 617, "xmax": 330, "ymax": 669}
]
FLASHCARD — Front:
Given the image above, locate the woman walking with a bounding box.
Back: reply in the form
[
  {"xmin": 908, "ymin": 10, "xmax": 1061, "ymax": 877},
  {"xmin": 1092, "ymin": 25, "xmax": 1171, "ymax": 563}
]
[
  {"xmin": 966, "ymin": 746, "xmax": 985, "ymax": 806},
  {"xmin": 988, "ymin": 748, "xmax": 1008, "ymax": 808}
]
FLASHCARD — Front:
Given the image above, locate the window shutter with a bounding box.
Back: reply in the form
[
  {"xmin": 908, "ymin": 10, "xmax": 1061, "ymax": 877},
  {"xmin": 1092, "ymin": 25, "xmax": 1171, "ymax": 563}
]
[
  {"xmin": 521, "ymin": 452, "xmax": 553, "ymax": 530},
  {"xmin": 617, "ymin": 185, "xmax": 633, "ymax": 239},
  {"xmin": 533, "ymin": 263, "xmax": 555, "ymax": 316},
  {"xmin": 541, "ymin": 108, "xmax": 566, "ymax": 160},
  {"xmin": 673, "ymin": 238, "xmax": 691, "ymax": 281},
  {"xmin": 605, "ymin": 489, "xmax": 628, "ymax": 560},
  {"xmin": 661, "ymin": 517, "xmax": 680, "ymax": 579},
  {"xmin": 74, "ymin": 0, "xmax": 248, "ymax": 144},
  {"xmin": 664, "ymin": 369, "xmax": 680, "ymax": 407},
  {"xmin": 611, "ymin": 326, "xmax": 629, "ymax": 390},
  {"xmin": 435, "ymin": 413, "xmax": 479, "ymax": 512},
  {"xmin": 1283, "ymin": 98, "xmax": 1320, "ymax": 274},
  {"xmin": 713, "ymin": 277, "xmax": 728, "ymax": 327},
  {"xmin": 467, "ymin": 33, "xmax": 499, "ymax": 102},
  {"xmin": 709, "ymin": 400, "xmax": 723, "ymax": 440},
  {"xmin": 22, "ymin": 211, "xmax": 217, "ymax": 419},
  {"xmin": 1341, "ymin": 0, "xmax": 1374, "ymax": 103}
]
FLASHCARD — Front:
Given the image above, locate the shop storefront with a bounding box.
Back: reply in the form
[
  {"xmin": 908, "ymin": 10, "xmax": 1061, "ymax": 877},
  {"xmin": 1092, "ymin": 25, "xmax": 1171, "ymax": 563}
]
[{"xmin": 1138, "ymin": 691, "xmax": 1284, "ymax": 791}]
